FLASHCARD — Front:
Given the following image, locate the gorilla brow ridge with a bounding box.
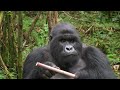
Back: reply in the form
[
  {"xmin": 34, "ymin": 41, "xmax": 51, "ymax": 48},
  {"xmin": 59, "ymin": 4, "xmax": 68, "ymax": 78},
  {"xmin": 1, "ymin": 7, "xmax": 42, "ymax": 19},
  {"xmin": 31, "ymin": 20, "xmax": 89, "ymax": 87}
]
[
  {"xmin": 60, "ymin": 29, "xmax": 74, "ymax": 34},
  {"xmin": 55, "ymin": 34, "xmax": 79, "ymax": 42}
]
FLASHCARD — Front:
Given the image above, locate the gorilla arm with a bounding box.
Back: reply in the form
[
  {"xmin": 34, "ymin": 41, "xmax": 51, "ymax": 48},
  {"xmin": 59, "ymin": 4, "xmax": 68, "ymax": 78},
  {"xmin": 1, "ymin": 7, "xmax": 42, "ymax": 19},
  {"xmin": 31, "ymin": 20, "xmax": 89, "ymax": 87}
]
[
  {"xmin": 72, "ymin": 46, "xmax": 116, "ymax": 79},
  {"xmin": 79, "ymin": 46, "xmax": 117, "ymax": 79},
  {"xmin": 51, "ymin": 46, "xmax": 117, "ymax": 79},
  {"xmin": 23, "ymin": 47, "xmax": 58, "ymax": 79}
]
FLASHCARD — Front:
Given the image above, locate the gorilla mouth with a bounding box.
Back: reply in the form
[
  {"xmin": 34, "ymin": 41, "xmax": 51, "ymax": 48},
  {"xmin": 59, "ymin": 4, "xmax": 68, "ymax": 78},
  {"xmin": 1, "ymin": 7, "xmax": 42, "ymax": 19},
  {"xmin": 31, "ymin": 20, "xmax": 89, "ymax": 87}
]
[
  {"xmin": 63, "ymin": 53, "xmax": 78, "ymax": 58},
  {"xmin": 61, "ymin": 50, "xmax": 78, "ymax": 57},
  {"xmin": 62, "ymin": 51, "xmax": 78, "ymax": 57}
]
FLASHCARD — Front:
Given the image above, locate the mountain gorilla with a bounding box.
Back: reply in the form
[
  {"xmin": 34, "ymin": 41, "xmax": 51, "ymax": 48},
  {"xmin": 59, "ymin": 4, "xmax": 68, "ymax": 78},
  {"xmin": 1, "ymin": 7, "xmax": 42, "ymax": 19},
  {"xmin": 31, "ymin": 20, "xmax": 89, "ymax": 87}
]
[{"xmin": 23, "ymin": 22, "xmax": 117, "ymax": 79}]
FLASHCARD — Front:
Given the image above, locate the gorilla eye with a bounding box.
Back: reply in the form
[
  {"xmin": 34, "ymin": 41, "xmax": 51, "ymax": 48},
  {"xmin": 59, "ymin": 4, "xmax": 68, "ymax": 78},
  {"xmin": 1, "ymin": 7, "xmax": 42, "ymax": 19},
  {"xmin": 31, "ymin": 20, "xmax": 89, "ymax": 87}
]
[
  {"xmin": 69, "ymin": 39, "xmax": 75, "ymax": 43},
  {"xmin": 60, "ymin": 39, "xmax": 66, "ymax": 43}
]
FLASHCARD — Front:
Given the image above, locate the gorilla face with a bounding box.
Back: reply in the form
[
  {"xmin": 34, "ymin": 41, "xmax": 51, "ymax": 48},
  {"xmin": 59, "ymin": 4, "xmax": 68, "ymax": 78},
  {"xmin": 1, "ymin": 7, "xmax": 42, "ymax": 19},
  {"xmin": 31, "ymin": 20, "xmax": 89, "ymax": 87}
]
[
  {"xmin": 49, "ymin": 23, "xmax": 82, "ymax": 70},
  {"xmin": 59, "ymin": 34, "xmax": 81, "ymax": 56}
]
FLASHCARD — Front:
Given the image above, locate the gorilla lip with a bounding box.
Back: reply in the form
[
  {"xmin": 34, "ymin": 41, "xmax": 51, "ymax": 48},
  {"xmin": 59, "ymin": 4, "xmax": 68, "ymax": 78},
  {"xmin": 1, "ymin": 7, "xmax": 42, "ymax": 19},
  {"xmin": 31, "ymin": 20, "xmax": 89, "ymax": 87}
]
[
  {"xmin": 63, "ymin": 53, "xmax": 78, "ymax": 57},
  {"xmin": 62, "ymin": 50, "xmax": 78, "ymax": 56}
]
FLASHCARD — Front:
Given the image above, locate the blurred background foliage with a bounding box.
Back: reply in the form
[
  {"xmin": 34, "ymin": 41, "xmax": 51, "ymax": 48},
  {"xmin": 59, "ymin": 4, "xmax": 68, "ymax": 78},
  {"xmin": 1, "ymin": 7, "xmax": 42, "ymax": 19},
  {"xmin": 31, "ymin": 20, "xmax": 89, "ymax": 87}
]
[{"xmin": 0, "ymin": 11, "xmax": 120, "ymax": 79}]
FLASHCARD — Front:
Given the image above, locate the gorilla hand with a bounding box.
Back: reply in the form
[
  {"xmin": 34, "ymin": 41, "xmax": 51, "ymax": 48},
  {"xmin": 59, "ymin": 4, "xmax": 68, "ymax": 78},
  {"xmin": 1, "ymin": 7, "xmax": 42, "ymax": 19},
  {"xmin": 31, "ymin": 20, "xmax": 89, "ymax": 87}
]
[{"xmin": 38, "ymin": 61, "xmax": 60, "ymax": 79}]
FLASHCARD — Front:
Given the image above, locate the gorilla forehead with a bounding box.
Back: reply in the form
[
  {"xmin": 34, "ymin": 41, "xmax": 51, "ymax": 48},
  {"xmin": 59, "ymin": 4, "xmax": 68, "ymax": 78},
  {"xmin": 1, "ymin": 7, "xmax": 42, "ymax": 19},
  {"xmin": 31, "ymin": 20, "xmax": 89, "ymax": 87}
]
[{"xmin": 51, "ymin": 22, "xmax": 79, "ymax": 37}]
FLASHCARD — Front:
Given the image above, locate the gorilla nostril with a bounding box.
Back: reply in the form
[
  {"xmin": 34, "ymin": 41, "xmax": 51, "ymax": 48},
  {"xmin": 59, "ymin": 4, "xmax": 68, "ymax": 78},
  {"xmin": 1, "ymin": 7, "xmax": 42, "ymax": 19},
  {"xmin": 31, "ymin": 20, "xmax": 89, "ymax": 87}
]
[
  {"xmin": 70, "ymin": 47, "xmax": 73, "ymax": 50},
  {"xmin": 66, "ymin": 47, "xmax": 71, "ymax": 51},
  {"xmin": 65, "ymin": 45, "xmax": 74, "ymax": 52}
]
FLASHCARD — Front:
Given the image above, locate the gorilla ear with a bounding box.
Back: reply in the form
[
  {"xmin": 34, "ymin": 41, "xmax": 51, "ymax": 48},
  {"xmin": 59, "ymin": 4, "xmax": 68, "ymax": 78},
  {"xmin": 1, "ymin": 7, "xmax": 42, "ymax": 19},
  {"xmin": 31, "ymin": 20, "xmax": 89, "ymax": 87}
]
[{"xmin": 49, "ymin": 35, "xmax": 53, "ymax": 41}]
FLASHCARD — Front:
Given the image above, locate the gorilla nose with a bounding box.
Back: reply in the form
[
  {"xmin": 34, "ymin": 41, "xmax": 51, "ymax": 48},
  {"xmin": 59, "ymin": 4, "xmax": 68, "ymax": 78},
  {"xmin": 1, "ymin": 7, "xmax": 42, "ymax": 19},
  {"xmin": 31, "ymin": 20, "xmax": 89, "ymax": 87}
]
[{"xmin": 65, "ymin": 45, "xmax": 75, "ymax": 53}]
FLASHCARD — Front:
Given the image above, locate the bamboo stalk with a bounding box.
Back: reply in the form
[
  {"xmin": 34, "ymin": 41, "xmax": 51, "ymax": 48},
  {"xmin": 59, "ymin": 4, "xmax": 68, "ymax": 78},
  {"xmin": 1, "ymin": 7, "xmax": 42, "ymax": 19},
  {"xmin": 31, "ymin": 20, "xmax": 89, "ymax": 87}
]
[{"xmin": 36, "ymin": 62, "xmax": 76, "ymax": 78}]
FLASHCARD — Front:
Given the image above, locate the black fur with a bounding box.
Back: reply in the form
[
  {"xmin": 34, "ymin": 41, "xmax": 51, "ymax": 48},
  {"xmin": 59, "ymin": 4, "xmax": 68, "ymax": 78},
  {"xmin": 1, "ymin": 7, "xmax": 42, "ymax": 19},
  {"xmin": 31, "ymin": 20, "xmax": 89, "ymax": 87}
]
[{"xmin": 23, "ymin": 22, "xmax": 117, "ymax": 79}]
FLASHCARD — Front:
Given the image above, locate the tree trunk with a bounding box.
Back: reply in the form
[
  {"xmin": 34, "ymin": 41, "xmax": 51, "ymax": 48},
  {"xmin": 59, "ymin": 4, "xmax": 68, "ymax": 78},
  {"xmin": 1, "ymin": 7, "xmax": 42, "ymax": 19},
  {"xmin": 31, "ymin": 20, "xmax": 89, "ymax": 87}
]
[
  {"xmin": 54, "ymin": 11, "xmax": 58, "ymax": 24},
  {"xmin": 17, "ymin": 11, "xmax": 23, "ymax": 79},
  {"xmin": 1, "ymin": 11, "xmax": 9, "ymax": 66},
  {"xmin": 0, "ymin": 11, "xmax": 3, "ymax": 54},
  {"xmin": 8, "ymin": 12, "xmax": 16, "ymax": 68},
  {"xmin": 47, "ymin": 11, "xmax": 52, "ymax": 35},
  {"xmin": 47, "ymin": 11, "xmax": 58, "ymax": 37},
  {"xmin": 11, "ymin": 12, "xmax": 17, "ymax": 68}
]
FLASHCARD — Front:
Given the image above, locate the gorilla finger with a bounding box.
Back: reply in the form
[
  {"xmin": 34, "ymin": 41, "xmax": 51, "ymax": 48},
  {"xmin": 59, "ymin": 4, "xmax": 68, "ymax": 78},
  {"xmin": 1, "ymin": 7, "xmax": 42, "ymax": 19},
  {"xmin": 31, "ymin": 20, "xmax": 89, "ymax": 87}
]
[
  {"xmin": 55, "ymin": 66, "xmax": 60, "ymax": 69},
  {"xmin": 42, "ymin": 74, "xmax": 49, "ymax": 79},
  {"xmin": 45, "ymin": 70, "xmax": 53, "ymax": 77},
  {"xmin": 74, "ymin": 72, "xmax": 80, "ymax": 79},
  {"xmin": 50, "ymin": 66, "xmax": 60, "ymax": 75}
]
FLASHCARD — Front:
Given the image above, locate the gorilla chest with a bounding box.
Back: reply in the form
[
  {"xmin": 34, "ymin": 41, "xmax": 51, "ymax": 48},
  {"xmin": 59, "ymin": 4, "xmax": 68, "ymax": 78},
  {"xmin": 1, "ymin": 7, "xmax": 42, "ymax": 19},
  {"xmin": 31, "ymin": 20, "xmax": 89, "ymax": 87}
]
[{"xmin": 68, "ymin": 59, "xmax": 86, "ymax": 73}]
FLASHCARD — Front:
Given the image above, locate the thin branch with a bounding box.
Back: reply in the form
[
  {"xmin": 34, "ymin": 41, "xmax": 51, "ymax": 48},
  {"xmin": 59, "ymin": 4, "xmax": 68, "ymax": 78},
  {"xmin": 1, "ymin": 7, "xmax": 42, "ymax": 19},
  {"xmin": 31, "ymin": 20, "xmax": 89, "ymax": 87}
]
[
  {"xmin": 84, "ymin": 25, "xmax": 93, "ymax": 34},
  {"xmin": 62, "ymin": 11, "xmax": 79, "ymax": 20},
  {"xmin": 27, "ymin": 12, "xmax": 41, "ymax": 39},
  {"xmin": 0, "ymin": 54, "xmax": 12, "ymax": 79}
]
